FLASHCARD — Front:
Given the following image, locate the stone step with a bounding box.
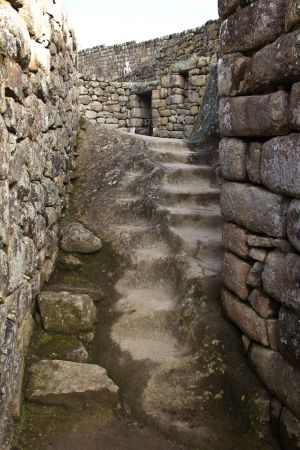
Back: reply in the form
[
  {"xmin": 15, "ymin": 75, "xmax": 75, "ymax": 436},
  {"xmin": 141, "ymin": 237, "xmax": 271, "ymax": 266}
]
[
  {"xmin": 154, "ymin": 148, "xmax": 198, "ymax": 164},
  {"xmin": 161, "ymin": 162, "xmax": 217, "ymax": 184},
  {"xmin": 160, "ymin": 184, "xmax": 220, "ymax": 205},
  {"xmin": 167, "ymin": 225, "xmax": 222, "ymax": 258},
  {"xmin": 156, "ymin": 204, "xmax": 222, "ymax": 227}
]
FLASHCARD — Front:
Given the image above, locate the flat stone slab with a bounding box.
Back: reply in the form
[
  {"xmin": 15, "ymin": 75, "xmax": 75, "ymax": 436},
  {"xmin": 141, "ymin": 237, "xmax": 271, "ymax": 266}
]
[
  {"xmin": 61, "ymin": 222, "xmax": 102, "ymax": 253},
  {"xmin": 26, "ymin": 360, "xmax": 119, "ymax": 408},
  {"xmin": 38, "ymin": 291, "xmax": 97, "ymax": 334}
]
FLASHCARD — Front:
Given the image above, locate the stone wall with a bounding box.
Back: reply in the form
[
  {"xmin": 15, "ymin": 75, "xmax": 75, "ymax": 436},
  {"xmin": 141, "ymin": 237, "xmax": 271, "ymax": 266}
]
[
  {"xmin": 0, "ymin": 0, "xmax": 78, "ymax": 446},
  {"xmin": 78, "ymin": 21, "xmax": 220, "ymax": 80},
  {"xmin": 79, "ymin": 55, "xmax": 213, "ymax": 139},
  {"xmin": 218, "ymin": 0, "xmax": 300, "ymax": 447}
]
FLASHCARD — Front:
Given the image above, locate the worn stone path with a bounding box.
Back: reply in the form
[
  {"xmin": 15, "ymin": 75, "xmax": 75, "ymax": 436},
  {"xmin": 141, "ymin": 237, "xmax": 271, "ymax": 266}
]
[{"xmin": 18, "ymin": 125, "xmax": 280, "ymax": 449}]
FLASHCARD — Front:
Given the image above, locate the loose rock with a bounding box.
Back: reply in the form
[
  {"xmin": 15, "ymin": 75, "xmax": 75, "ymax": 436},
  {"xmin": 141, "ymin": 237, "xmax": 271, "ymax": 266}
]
[
  {"xmin": 38, "ymin": 291, "xmax": 97, "ymax": 334},
  {"xmin": 26, "ymin": 360, "xmax": 119, "ymax": 408},
  {"xmin": 61, "ymin": 223, "xmax": 102, "ymax": 254}
]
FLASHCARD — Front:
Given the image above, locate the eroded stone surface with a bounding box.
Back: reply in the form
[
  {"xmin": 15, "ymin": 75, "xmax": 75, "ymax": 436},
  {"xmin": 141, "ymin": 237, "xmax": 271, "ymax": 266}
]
[
  {"xmin": 263, "ymin": 250, "xmax": 300, "ymax": 313},
  {"xmin": 219, "ymin": 137, "xmax": 247, "ymax": 181},
  {"xmin": 219, "ymin": 92, "xmax": 290, "ymax": 137},
  {"xmin": 38, "ymin": 291, "xmax": 97, "ymax": 334},
  {"xmin": 61, "ymin": 223, "xmax": 102, "ymax": 254},
  {"xmin": 222, "ymin": 252, "xmax": 251, "ymax": 300},
  {"xmin": 222, "ymin": 289, "xmax": 269, "ymax": 346},
  {"xmin": 26, "ymin": 360, "xmax": 119, "ymax": 408},
  {"xmin": 221, "ymin": 182, "xmax": 289, "ymax": 237},
  {"xmin": 280, "ymin": 407, "xmax": 300, "ymax": 450},
  {"xmin": 278, "ymin": 307, "xmax": 300, "ymax": 368},
  {"xmin": 249, "ymin": 345, "xmax": 300, "ymax": 419},
  {"xmin": 220, "ymin": 0, "xmax": 285, "ymax": 54},
  {"xmin": 261, "ymin": 134, "xmax": 300, "ymax": 199}
]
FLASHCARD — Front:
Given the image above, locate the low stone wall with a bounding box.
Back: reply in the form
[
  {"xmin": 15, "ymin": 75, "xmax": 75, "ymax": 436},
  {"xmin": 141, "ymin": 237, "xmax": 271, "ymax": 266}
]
[
  {"xmin": 79, "ymin": 55, "xmax": 212, "ymax": 139},
  {"xmin": 218, "ymin": 0, "xmax": 300, "ymax": 447},
  {"xmin": 78, "ymin": 21, "xmax": 220, "ymax": 80},
  {"xmin": 0, "ymin": 0, "xmax": 78, "ymax": 446}
]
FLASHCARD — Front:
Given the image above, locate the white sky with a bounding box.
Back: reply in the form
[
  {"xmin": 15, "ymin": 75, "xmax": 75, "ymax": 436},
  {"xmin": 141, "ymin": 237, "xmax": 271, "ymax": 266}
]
[{"xmin": 65, "ymin": 0, "xmax": 219, "ymax": 50}]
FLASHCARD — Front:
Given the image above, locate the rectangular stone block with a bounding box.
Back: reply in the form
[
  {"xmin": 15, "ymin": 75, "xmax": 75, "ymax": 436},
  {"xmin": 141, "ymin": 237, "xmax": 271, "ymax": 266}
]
[
  {"xmin": 223, "ymin": 222, "xmax": 249, "ymax": 258},
  {"xmin": 239, "ymin": 30, "xmax": 300, "ymax": 94},
  {"xmin": 222, "ymin": 289, "xmax": 269, "ymax": 346},
  {"xmin": 219, "ymin": 137, "xmax": 247, "ymax": 181},
  {"xmin": 220, "ymin": 0, "xmax": 285, "ymax": 54},
  {"xmin": 278, "ymin": 307, "xmax": 300, "ymax": 368},
  {"xmin": 261, "ymin": 134, "xmax": 300, "ymax": 199},
  {"xmin": 286, "ymin": 0, "xmax": 300, "ymax": 31},
  {"xmin": 249, "ymin": 344, "xmax": 300, "ymax": 419},
  {"xmin": 219, "ymin": 92, "xmax": 290, "ymax": 137},
  {"xmin": 221, "ymin": 182, "xmax": 289, "ymax": 237},
  {"xmin": 222, "ymin": 251, "xmax": 251, "ymax": 300},
  {"xmin": 263, "ymin": 250, "xmax": 300, "ymax": 313},
  {"xmin": 289, "ymin": 82, "xmax": 300, "ymax": 130}
]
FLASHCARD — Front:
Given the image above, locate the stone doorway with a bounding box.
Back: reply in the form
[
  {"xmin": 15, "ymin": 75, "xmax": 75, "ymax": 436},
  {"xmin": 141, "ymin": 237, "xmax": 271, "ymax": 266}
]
[{"xmin": 133, "ymin": 92, "xmax": 153, "ymax": 136}]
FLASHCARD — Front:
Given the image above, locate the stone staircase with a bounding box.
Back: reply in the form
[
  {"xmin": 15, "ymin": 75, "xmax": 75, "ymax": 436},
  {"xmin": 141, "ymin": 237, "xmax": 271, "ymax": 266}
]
[{"xmin": 102, "ymin": 134, "xmax": 278, "ymax": 449}]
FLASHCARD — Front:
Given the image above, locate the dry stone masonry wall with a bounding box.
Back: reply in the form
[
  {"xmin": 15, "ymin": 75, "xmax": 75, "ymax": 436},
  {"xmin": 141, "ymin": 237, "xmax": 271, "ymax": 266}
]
[
  {"xmin": 218, "ymin": 0, "xmax": 300, "ymax": 447},
  {"xmin": 79, "ymin": 55, "xmax": 213, "ymax": 139},
  {"xmin": 0, "ymin": 0, "xmax": 78, "ymax": 446},
  {"xmin": 78, "ymin": 21, "xmax": 220, "ymax": 80}
]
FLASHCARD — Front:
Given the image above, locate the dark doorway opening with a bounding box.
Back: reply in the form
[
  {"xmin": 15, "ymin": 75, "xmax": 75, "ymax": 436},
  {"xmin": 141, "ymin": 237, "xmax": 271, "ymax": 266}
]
[{"xmin": 135, "ymin": 92, "xmax": 153, "ymax": 136}]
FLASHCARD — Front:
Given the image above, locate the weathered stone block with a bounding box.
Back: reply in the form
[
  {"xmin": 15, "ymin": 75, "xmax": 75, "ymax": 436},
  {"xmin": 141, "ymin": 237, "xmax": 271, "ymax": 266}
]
[
  {"xmin": 219, "ymin": 92, "xmax": 290, "ymax": 137},
  {"xmin": 162, "ymin": 74, "xmax": 185, "ymax": 89},
  {"xmin": 61, "ymin": 223, "xmax": 102, "ymax": 254},
  {"xmin": 286, "ymin": 0, "xmax": 300, "ymax": 31},
  {"xmin": 278, "ymin": 307, "xmax": 300, "ymax": 368},
  {"xmin": 287, "ymin": 200, "xmax": 300, "ymax": 252},
  {"xmin": 249, "ymin": 290, "xmax": 278, "ymax": 319},
  {"xmin": 0, "ymin": 181, "xmax": 9, "ymax": 245},
  {"xmin": 5, "ymin": 59, "xmax": 23, "ymax": 102},
  {"xmin": 26, "ymin": 360, "xmax": 119, "ymax": 408},
  {"xmin": 218, "ymin": 53, "xmax": 249, "ymax": 97},
  {"xmin": 219, "ymin": 137, "xmax": 248, "ymax": 181},
  {"xmin": 263, "ymin": 250, "xmax": 300, "ymax": 313},
  {"xmin": 190, "ymin": 75, "xmax": 206, "ymax": 87},
  {"xmin": 29, "ymin": 40, "xmax": 50, "ymax": 74},
  {"xmin": 222, "ymin": 289, "xmax": 269, "ymax": 346},
  {"xmin": 247, "ymin": 235, "xmax": 274, "ymax": 248},
  {"xmin": 222, "ymin": 252, "xmax": 251, "ymax": 300},
  {"xmin": 249, "ymin": 248, "xmax": 267, "ymax": 263},
  {"xmin": 261, "ymin": 134, "xmax": 300, "ymax": 198},
  {"xmin": 247, "ymin": 142, "xmax": 262, "ymax": 184},
  {"xmin": 223, "ymin": 222, "xmax": 249, "ymax": 258},
  {"xmin": 240, "ymin": 30, "xmax": 300, "ymax": 94},
  {"xmin": 280, "ymin": 408, "xmax": 300, "ymax": 450},
  {"xmin": 218, "ymin": 0, "xmax": 240, "ymax": 20},
  {"xmin": 38, "ymin": 291, "xmax": 97, "ymax": 334},
  {"xmin": 220, "ymin": 0, "xmax": 285, "ymax": 53},
  {"xmin": 221, "ymin": 182, "xmax": 289, "ymax": 237},
  {"xmin": 249, "ymin": 344, "xmax": 300, "ymax": 419}
]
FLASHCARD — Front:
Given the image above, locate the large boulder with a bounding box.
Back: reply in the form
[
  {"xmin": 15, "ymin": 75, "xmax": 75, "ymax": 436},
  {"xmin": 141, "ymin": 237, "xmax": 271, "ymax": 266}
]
[
  {"xmin": 61, "ymin": 222, "xmax": 102, "ymax": 254},
  {"xmin": 38, "ymin": 291, "xmax": 97, "ymax": 334},
  {"xmin": 26, "ymin": 360, "xmax": 119, "ymax": 408}
]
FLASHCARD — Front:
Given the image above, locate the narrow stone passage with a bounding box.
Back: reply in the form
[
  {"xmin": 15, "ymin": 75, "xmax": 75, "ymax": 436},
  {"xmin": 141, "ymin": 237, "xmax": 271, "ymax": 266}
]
[{"xmin": 15, "ymin": 124, "xmax": 280, "ymax": 449}]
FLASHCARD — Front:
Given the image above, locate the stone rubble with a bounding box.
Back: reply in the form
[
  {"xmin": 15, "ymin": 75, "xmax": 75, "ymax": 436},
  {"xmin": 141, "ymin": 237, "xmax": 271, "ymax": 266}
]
[{"xmin": 60, "ymin": 222, "xmax": 102, "ymax": 254}]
